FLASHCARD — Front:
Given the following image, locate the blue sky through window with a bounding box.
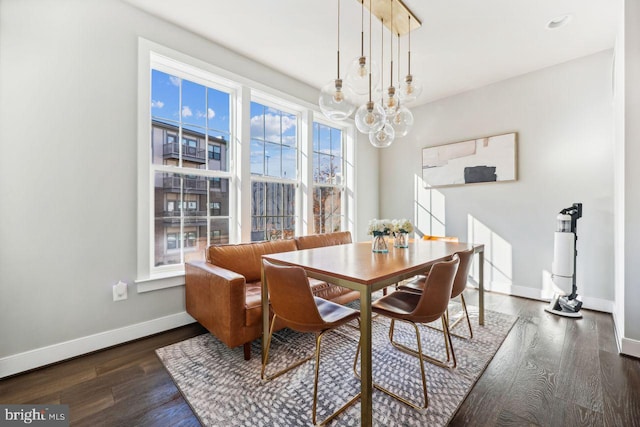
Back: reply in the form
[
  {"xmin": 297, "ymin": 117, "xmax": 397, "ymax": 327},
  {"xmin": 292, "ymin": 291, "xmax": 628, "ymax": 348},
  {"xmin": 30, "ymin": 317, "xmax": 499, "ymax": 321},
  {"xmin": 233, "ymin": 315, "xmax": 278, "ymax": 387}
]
[
  {"xmin": 151, "ymin": 70, "xmax": 230, "ymax": 140},
  {"xmin": 250, "ymin": 102, "xmax": 297, "ymax": 179}
]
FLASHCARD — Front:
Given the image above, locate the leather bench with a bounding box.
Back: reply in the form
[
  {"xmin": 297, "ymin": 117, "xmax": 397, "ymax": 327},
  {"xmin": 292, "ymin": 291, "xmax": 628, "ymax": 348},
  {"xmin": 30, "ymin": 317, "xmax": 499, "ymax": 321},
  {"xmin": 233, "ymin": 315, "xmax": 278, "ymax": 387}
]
[{"xmin": 185, "ymin": 232, "xmax": 358, "ymax": 360}]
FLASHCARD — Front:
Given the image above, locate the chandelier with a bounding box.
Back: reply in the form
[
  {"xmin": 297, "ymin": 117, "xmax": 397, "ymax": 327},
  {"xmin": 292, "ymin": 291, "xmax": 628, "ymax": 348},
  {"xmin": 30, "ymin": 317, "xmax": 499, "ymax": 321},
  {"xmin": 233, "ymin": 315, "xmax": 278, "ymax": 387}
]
[{"xmin": 319, "ymin": 0, "xmax": 422, "ymax": 148}]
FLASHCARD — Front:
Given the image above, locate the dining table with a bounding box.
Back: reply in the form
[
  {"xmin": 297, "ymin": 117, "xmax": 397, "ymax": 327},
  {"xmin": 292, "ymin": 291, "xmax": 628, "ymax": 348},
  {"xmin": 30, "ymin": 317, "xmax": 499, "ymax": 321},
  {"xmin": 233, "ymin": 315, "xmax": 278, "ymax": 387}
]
[{"xmin": 261, "ymin": 238, "xmax": 485, "ymax": 426}]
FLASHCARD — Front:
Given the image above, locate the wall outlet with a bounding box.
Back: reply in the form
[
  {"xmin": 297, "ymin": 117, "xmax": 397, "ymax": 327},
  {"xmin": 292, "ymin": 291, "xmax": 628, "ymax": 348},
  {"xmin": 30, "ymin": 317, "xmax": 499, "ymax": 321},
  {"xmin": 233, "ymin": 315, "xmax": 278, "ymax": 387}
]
[{"xmin": 113, "ymin": 280, "xmax": 128, "ymax": 302}]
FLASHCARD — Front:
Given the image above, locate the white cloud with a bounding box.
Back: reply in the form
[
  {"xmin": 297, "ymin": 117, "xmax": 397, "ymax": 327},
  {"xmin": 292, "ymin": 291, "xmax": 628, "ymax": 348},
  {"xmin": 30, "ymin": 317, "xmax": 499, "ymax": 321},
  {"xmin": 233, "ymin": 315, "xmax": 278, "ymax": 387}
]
[
  {"xmin": 251, "ymin": 113, "xmax": 297, "ymax": 141},
  {"xmin": 169, "ymin": 76, "xmax": 181, "ymax": 87},
  {"xmin": 151, "ymin": 100, "xmax": 164, "ymax": 109},
  {"xmin": 198, "ymin": 108, "xmax": 216, "ymax": 120},
  {"xmin": 182, "ymin": 106, "xmax": 193, "ymax": 117}
]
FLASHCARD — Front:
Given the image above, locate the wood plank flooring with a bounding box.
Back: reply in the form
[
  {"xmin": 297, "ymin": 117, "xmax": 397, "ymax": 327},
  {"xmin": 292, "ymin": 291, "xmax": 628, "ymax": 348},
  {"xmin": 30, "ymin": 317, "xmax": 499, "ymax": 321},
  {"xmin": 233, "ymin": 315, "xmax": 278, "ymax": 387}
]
[{"xmin": 1, "ymin": 290, "xmax": 639, "ymax": 426}]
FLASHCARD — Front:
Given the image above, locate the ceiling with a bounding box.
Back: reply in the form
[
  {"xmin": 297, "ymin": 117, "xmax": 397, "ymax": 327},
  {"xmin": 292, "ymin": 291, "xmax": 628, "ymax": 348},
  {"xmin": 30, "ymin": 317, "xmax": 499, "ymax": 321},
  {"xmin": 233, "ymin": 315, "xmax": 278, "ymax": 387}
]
[{"xmin": 123, "ymin": 0, "xmax": 619, "ymax": 106}]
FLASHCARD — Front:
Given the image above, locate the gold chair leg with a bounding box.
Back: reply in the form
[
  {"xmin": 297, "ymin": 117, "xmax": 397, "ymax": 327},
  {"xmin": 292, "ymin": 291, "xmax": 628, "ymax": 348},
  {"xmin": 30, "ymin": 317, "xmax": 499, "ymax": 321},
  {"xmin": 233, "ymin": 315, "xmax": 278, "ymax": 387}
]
[
  {"xmin": 388, "ymin": 317, "xmax": 456, "ymax": 369},
  {"xmin": 446, "ymin": 294, "xmax": 473, "ymax": 339},
  {"xmin": 261, "ymin": 315, "xmax": 314, "ymax": 381},
  {"xmin": 313, "ymin": 323, "xmax": 361, "ymax": 426},
  {"xmin": 354, "ymin": 320, "xmax": 428, "ymax": 410},
  {"xmin": 442, "ymin": 315, "xmax": 457, "ymax": 369}
]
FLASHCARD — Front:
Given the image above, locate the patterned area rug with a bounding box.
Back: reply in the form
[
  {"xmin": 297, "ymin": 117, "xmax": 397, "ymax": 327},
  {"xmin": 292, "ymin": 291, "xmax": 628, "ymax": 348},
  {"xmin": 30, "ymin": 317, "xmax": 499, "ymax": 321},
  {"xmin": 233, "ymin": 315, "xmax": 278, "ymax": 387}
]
[{"xmin": 157, "ymin": 301, "xmax": 516, "ymax": 426}]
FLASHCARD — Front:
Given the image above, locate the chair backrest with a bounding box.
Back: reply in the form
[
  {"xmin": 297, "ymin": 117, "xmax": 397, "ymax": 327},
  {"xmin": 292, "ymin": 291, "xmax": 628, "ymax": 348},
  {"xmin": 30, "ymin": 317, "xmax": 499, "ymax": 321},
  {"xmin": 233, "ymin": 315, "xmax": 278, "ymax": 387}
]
[
  {"xmin": 295, "ymin": 231, "xmax": 352, "ymax": 250},
  {"xmin": 451, "ymin": 248, "xmax": 474, "ymax": 299},
  {"xmin": 411, "ymin": 255, "xmax": 460, "ymax": 323},
  {"xmin": 262, "ymin": 260, "xmax": 327, "ymax": 332},
  {"xmin": 422, "ymin": 235, "xmax": 459, "ymax": 243}
]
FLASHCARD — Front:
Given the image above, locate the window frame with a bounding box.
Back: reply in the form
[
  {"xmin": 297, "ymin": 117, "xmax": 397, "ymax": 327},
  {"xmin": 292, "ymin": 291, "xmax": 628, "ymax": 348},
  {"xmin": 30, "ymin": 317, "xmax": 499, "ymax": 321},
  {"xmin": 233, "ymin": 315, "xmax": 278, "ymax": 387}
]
[
  {"xmin": 249, "ymin": 97, "xmax": 301, "ymax": 241},
  {"xmin": 310, "ymin": 116, "xmax": 349, "ymax": 234},
  {"xmin": 136, "ymin": 39, "xmax": 356, "ymax": 293}
]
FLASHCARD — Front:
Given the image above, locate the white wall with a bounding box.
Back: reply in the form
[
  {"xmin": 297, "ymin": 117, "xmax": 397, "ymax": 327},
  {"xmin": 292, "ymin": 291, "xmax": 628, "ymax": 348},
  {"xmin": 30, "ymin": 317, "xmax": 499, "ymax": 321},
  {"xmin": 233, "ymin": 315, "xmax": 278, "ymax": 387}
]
[
  {"xmin": 621, "ymin": 0, "xmax": 640, "ymax": 349},
  {"xmin": 0, "ymin": 0, "xmax": 379, "ymax": 375},
  {"xmin": 380, "ymin": 50, "xmax": 615, "ymax": 310}
]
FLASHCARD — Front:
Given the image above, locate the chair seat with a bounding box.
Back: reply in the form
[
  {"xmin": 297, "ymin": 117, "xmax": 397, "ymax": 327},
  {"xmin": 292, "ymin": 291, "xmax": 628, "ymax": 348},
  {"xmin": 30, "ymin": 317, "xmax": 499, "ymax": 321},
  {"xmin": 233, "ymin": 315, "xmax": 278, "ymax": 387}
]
[
  {"xmin": 372, "ymin": 290, "xmax": 420, "ymax": 317},
  {"xmin": 398, "ymin": 276, "xmax": 426, "ymax": 294},
  {"xmin": 315, "ymin": 297, "xmax": 360, "ymax": 327},
  {"xmin": 372, "ymin": 291, "xmax": 442, "ymax": 325}
]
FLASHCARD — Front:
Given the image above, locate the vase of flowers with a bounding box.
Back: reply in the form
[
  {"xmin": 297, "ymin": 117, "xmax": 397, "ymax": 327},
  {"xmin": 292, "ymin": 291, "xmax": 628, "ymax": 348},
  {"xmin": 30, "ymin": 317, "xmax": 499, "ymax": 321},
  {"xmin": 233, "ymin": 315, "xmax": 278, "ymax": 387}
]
[
  {"xmin": 392, "ymin": 218, "xmax": 414, "ymax": 248},
  {"xmin": 368, "ymin": 219, "xmax": 393, "ymax": 253}
]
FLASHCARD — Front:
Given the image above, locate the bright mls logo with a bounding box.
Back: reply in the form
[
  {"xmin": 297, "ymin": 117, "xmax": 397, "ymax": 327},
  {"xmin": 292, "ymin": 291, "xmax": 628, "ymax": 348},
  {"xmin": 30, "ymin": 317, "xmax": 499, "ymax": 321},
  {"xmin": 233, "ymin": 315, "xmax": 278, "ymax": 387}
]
[{"xmin": 1, "ymin": 405, "xmax": 68, "ymax": 426}]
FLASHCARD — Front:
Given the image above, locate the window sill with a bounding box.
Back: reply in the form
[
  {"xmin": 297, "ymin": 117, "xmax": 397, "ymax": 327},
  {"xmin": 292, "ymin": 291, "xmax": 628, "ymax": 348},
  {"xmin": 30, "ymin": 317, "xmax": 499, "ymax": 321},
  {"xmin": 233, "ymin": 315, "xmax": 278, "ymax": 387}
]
[{"xmin": 135, "ymin": 271, "xmax": 185, "ymax": 293}]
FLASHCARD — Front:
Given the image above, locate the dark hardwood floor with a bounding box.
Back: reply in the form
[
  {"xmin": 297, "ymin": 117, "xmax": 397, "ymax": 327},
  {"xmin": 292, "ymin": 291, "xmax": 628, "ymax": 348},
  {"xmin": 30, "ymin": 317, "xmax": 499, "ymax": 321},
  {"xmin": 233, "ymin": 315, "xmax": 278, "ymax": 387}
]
[{"xmin": 1, "ymin": 290, "xmax": 639, "ymax": 426}]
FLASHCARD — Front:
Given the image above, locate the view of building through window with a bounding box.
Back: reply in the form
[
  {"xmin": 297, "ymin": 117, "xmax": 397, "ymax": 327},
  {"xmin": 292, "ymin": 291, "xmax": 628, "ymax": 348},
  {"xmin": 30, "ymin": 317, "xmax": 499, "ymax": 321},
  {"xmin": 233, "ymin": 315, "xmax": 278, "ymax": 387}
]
[
  {"xmin": 312, "ymin": 122, "xmax": 344, "ymax": 233},
  {"xmin": 151, "ymin": 70, "xmax": 231, "ymax": 267},
  {"xmin": 147, "ymin": 60, "xmax": 351, "ymax": 274},
  {"xmin": 250, "ymin": 102, "xmax": 298, "ymax": 241}
]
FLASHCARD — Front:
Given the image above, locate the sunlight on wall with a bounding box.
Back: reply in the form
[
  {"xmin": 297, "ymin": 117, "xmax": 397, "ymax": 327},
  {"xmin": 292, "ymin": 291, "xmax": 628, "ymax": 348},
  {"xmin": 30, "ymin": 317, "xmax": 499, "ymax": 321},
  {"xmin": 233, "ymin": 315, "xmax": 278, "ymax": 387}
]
[
  {"xmin": 468, "ymin": 214, "xmax": 513, "ymax": 291},
  {"xmin": 414, "ymin": 174, "xmax": 446, "ymax": 236}
]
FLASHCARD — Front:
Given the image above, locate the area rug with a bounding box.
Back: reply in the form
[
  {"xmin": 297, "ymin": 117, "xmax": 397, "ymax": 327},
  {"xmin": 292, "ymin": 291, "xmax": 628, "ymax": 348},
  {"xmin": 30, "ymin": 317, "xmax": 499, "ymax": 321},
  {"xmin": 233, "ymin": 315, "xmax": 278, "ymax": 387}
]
[{"xmin": 156, "ymin": 302, "xmax": 516, "ymax": 426}]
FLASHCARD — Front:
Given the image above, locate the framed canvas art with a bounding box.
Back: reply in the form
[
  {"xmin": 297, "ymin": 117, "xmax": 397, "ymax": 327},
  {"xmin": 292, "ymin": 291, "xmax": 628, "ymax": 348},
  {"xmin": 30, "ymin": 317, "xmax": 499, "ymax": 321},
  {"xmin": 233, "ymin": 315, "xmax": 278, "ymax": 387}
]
[{"xmin": 422, "ymin": 132, "xmax": 517, "ymax": 187}]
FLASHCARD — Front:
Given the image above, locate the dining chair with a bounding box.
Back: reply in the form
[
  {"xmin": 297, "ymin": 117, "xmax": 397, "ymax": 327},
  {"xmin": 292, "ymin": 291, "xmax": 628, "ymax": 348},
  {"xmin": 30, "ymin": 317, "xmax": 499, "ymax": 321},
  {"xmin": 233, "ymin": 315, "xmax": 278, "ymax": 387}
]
[
  {"xmin": 398, "ymin": 247, "xmax": 475, "ymax": 341},
  {"xmin": 261, "ymin": 260, "xmax": 361, "ymax": 426},
  {"xmin": 422, "ymin": 235, "xmax": 459, "ymax": 242},
  {"xmin": 354, "ymin": 256, "xmax": 459, "ymax": 410}
]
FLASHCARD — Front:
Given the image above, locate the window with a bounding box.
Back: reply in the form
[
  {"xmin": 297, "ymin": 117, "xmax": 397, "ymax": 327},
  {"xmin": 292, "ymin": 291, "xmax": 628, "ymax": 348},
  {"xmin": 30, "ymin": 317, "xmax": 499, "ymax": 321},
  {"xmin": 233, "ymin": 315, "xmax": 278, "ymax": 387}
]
[
  {"xmin": 150, "ymin": 67, "xmax": 232, "ymax": 269},
  {"xmin": 250, "ymin": 102, "xmax": 298, "ymax": 241},
  {"xmin": 139, "ymin": 43, "xmax": 355, "ymax": 289},
  {"xmin": 208, "ymin": 144, "xmax": 221, "ymax": 160},
  {"xmin": 312, "ymin": 122, "xmax": 344, "ymax": 233}
]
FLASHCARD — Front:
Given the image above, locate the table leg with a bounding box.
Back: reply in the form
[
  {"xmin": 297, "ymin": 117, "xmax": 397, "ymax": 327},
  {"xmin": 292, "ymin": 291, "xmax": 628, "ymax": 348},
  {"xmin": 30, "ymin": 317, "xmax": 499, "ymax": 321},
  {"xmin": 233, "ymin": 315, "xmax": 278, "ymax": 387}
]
[
  {"xmin": 360, "ymin": 290, "xmax": 373, "ymax": 426},
  {"xmin": 478, "ymin": 249, "xmax": 485, "ymax": 326},
  {"xmin": 261, "ymin": 265, "xmax": 269, "ymax": 365}
]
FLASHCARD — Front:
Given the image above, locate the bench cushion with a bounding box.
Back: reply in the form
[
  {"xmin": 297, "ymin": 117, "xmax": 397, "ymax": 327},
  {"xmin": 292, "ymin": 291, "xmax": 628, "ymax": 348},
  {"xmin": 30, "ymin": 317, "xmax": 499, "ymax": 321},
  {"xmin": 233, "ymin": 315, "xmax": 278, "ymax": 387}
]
[{"xmin": 207, "ymin": 239, "xmax": 297, "ymax": 282}]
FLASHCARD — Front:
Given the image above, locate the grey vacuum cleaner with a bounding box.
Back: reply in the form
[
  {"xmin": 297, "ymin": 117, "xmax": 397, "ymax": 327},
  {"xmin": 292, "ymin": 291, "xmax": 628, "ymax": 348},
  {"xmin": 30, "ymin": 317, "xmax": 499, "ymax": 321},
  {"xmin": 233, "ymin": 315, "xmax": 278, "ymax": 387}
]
[{"xmin": 545, "ymin": 203, "xmax": 583, "ymax": 318}]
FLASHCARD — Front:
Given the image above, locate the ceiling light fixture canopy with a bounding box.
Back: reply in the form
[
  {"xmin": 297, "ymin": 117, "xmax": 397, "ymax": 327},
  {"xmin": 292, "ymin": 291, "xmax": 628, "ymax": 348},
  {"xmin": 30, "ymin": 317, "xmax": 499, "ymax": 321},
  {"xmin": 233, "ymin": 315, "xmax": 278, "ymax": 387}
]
[{"xmin": 320, "ymin": 0, "xmax": 421, "ymax": 147}]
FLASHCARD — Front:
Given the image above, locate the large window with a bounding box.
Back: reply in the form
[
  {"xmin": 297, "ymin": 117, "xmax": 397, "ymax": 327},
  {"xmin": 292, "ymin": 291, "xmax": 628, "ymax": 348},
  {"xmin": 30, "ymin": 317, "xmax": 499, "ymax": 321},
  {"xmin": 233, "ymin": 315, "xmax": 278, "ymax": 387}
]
[
  {"xmin": 312, "ymin": 122, "xmax": 344, "ymax": 233},
  {"xmin": 250, "ymin": 102, "xmax": 298, "ymax": 241},
  {"xmin": 139, "ymin": 43, "xmax": 355, "ymax": 286},
  {"xmin": 150, "ymin": 68, "xmax": 232, "ymax": 268}
]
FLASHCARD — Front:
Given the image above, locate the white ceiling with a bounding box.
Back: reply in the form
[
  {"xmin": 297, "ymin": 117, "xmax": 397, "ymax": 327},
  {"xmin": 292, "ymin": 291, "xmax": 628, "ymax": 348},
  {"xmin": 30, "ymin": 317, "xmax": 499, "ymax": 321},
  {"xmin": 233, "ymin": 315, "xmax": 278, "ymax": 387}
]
[{"xmin": 123, "ymin": 0, "xmax": 619, "ymax": 106}]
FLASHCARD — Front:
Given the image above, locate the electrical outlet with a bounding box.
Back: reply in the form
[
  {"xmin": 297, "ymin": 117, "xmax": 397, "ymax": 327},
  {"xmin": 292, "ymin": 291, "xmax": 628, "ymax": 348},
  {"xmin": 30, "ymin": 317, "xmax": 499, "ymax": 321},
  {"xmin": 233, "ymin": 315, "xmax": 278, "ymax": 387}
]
[{"xmin": 113, "ymin": 280, "xmax": 128, "ymax": 301}]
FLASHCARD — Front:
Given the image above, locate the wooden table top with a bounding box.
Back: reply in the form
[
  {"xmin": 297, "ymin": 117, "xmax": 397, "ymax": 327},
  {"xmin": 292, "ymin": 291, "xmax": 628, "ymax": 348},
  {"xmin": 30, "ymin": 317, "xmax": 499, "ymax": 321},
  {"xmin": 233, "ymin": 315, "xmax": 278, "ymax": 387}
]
[{"xmin": 263, "ymin": 240, "xmax": 480, "ymax": 286}]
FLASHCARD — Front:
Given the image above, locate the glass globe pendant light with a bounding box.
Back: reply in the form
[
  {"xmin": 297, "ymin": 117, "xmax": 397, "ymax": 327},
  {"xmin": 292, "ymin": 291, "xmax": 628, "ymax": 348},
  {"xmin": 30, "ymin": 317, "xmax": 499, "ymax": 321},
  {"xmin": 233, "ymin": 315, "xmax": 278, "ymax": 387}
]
[
  {"xmin": 369, "ymin": 122, "xmax": 395, "ymax": 148},
  {"xmin": 354, "ymin": 4, "xmax": 386, "ymax": 133},
  {"xmin": 355, "ymin": 101, "xmax": 385, "ymax": 133},
  {"xmin": 319, "ymin": 0, "xmax": 356, "ymax": 121},
  {"xmin": 387, "ymin": 105, "xmax": 413, "ymax": 137},
  {"xmin": 386, "ymin": 32, "xmax": 413, "ymax": 138},
  {"xmin": 382, "ymin": 2, "xmax": 399, "ymax": 117},
  {"xmin": 398, "ymin": 15, "xmax": 423, "ymax": 103},
  {"xmin": 345, "ymin": 0, "xmax": 380, "ymax": 101}
]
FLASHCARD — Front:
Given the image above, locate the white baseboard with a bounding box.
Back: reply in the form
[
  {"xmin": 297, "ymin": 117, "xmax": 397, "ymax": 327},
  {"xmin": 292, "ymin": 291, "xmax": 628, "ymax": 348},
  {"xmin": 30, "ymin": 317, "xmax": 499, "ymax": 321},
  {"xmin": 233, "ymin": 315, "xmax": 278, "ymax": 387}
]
[
  {"xmin": 620, "ymin": 337, "xmax": 640, "ymax": 358},
  {"xmin": 0, "ymin": 311, "xmax": 195, "ymax": 379},
  {"xmin": 467, "ymin": 277, "xmax": 614, "ymax": 313}
]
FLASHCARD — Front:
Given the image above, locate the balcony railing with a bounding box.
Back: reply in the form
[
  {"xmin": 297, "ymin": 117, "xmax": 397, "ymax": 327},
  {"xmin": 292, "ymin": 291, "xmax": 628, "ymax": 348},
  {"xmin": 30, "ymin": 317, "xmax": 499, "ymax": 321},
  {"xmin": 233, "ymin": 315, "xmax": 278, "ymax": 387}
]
[
  {"xmin": 163, "ymin": 142, "xmax": 206, "ymax": 163},
  {"xmin": 162, "ymin": 210, "xmax": 208, "ymax": 217},
  {"xmin": 163, "ymin": 176, "xmax": 208, "ymax": 193}
]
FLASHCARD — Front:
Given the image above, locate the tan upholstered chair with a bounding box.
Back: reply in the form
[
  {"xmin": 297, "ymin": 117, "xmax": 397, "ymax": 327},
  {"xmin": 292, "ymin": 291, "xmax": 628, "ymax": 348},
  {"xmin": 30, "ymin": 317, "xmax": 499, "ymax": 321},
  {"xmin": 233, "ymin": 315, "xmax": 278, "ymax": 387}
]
[
  {"xmin": 261, "ymin": 260, "xmax": 361, "ymax": 426},
  {"xmin": 355, "ymin": 256, "xmax": 459, "ymax": 410},
  {"xmin": 422, "ymin": 235, "xmax": 459, "ymax": 242},
  {"xmin": 399, "ymin": 247, "xmax": 475, "ymax": 340}
]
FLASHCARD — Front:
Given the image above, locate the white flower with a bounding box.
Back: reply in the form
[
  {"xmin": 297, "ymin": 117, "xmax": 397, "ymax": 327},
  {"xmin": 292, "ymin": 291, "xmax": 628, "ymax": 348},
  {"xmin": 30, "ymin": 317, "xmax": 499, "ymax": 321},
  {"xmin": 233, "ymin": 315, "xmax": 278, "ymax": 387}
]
[
  {"xmin": 368, "ymin": 218, "xmax": 413, "ymax": 235},
  {"xmin": 367, "ymin": 218, "xmax": 392, "ymax": 235},
  {"xmin": 392, "ymin": 218, "xmax": 414, "ymax": 234}
]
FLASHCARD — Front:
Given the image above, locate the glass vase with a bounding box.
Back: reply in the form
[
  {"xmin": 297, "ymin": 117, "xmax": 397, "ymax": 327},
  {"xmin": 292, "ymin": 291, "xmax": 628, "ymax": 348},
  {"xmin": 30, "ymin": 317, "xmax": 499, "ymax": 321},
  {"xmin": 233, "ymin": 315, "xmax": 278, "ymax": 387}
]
[
  {"xmin": 394, "ymin": 232, "xmax": 409, "ymax": 248},
  {"xmin": 372, "ymin": 234, "xmax": 389, "ymax": 253}
]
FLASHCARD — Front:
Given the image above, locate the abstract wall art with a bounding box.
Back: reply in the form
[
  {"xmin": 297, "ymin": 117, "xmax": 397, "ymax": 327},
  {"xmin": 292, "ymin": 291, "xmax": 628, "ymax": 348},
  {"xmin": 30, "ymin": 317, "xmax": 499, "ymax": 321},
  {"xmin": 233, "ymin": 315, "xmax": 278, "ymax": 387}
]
[{"xmin": 422, "ymin": 132, "xmax": 517, "ymax": 187}]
